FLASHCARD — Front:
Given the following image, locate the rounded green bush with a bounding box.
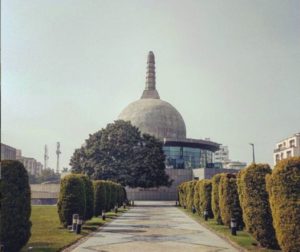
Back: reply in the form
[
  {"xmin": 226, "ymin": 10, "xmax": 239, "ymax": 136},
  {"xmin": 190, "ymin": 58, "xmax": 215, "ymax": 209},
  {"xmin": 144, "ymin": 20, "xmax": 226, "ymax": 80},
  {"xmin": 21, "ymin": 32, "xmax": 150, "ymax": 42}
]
[
  {"xmin": 266, "ymin": 157, "xmax": 300, "ymax": 252},
  {"xmin": 93, "ymin": 180, "xmax": 107, "ymax": 216},
  {"xmin": 0, "ymin": 160, "xmax": 32, "ymax": 252},
  {"xmin": 237, "ymin": 163, "xmax": 279, "ymax": 249},
  {"xmin": 57, "ymin": 174, "xmax": 86, "ymax": 227},
  {"xmin": 198, "ymin": 179, "xmax": 214, "ymax": 218},
  {"xmin": 211, "ymin": 173, "xmax": 223, "ymax": 224},
  {"xmin": 219, "ymin": 173, "xmax": 243, "ymax": 229}
]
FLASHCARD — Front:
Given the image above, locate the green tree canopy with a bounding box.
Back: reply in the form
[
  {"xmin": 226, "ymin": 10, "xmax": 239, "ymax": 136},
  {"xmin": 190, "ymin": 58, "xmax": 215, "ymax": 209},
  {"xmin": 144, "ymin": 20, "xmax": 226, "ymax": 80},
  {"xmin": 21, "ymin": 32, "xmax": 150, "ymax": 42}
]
[{"xmin": 70, "ymin": 120, "xmax": 172, "ymax": 188}]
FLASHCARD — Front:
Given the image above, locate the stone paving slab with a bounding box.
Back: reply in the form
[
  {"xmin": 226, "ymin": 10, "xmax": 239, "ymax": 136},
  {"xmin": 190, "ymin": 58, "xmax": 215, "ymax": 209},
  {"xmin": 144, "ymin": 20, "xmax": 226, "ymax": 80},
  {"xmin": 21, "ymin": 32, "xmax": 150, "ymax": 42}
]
[{"xmin": 68, "ymin": 201, "xmax": 238, "ymax": 252}]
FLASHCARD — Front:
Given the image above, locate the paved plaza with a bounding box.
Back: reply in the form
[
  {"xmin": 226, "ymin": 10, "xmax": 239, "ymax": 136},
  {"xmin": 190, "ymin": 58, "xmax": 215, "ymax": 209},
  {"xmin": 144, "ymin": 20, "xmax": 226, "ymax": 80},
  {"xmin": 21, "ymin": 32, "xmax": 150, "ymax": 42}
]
[{"xmin": 68, "ymin": 201, "xmax": 238, "ymax": 252}]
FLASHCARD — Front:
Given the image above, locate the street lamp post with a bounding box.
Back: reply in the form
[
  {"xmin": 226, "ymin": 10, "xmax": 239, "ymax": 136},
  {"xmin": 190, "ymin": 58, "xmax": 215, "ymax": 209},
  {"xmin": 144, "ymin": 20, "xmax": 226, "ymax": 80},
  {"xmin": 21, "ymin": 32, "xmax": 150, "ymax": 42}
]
[{"xmin": 249, "ymin": 143, "xmax": 255, "ymax": 163}]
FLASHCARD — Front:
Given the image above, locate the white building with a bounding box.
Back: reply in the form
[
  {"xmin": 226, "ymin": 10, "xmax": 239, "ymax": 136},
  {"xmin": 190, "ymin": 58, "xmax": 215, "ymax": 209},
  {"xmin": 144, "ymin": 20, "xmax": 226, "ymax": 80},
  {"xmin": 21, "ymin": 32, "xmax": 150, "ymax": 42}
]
[
  {"xmin": 222, "ymin": 161, "xmax": 247, "ymax": 170},
  {"xmin": 213, "ymin": 145, "xmax": 246, "ymax": 170},
  {"xmin": 273, "ymin": 133, "xmax": 300, "ymax": 165},
  {"xmin": 214, "ymin": 145, "xmax": 229, "ymax": 163}
]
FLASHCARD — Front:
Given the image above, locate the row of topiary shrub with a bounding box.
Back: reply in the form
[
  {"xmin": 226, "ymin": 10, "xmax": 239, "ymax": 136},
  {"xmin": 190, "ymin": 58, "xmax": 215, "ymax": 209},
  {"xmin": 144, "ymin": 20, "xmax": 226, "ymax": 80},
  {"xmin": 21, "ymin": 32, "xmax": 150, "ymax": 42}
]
[
  {"xmin": 178, "ymin": 157, "xmax": 300, "ymax": 252},
  {"xmin": 0, "ymin": 160, "xmax": 32, "ymax": 252},
  {"xmin": 57, "ymin": 174, "xmax": 127, "ymax": 227}
]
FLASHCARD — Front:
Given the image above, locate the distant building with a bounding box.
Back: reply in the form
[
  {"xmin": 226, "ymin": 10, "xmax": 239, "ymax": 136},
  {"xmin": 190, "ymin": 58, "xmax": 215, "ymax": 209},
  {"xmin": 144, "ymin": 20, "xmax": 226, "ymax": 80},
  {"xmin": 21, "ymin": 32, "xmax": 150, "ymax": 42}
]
[
  {"xmin": 36, "ymin": 162, "xmax": 43, "ymax": 176},
  {"xmin": 17, "ymin": 156, "xmax": 43, "ymax": 176},
  {"xmin": 273, "ymin": 133, "xmax": 300, "ymax": 165},
  {"xmin": 1, "ymin": 144, "xmax": 43, "ymax": 176},
  {"xmin": 1, "ymin": 143, "xmax": 17, "ymax": 160},
  {"xmin": 222, "ymin": 161, "xmax": 247, "ymax": 170},
  {"xmin": 18, "ymin": 157, "xmax": 37, "ymax": 176},
  {"xmin": 214, "ymin": 145, "xmax": 229, "ymax": 163},
  {"xmin": 16, "ymin": 149, "xmax": 22, "ymax": 159},
  {"xmin": 213, "ymin": 145, "xmax": 246, "ymax": 170}
]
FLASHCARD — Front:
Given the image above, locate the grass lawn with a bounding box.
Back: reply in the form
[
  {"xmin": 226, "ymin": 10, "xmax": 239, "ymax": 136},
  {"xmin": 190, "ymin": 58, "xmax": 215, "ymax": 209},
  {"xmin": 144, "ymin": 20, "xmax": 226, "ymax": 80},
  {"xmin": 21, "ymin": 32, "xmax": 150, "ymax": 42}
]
[
  {"xmin": 179, "ymin": 207, "xmax": 281, "ymax": 252},
  {"xmin": 22, "ymin": 205, "xmax": 128, "ymax": 252}
]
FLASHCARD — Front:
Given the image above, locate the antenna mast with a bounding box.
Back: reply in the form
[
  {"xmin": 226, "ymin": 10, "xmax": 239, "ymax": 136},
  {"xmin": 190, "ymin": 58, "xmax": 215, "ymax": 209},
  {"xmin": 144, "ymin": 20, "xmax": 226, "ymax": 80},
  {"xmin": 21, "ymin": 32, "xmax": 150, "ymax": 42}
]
[
  {"xmin": 44, "ymin": 145, "xmax": 49, "ymax": 170},
  {"xmin": 56, "ymin": 142, "xmax": 61, "ymax": 173}
]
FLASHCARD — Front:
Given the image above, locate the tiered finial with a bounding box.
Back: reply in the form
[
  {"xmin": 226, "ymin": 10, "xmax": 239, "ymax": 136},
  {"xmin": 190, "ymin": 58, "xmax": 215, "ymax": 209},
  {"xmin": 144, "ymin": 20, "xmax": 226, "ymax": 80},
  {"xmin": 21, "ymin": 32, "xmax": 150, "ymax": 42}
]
[{"xmin": 141, "ymin": 51, "xmax": 160, "ymax": 99}]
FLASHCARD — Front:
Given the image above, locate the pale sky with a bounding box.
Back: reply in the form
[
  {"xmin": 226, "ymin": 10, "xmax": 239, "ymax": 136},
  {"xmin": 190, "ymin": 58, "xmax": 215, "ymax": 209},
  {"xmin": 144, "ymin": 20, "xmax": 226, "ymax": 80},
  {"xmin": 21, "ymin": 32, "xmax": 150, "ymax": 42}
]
[{"xmin": 2, "ymin": 0, "xmax": 300, "ymax": 170}]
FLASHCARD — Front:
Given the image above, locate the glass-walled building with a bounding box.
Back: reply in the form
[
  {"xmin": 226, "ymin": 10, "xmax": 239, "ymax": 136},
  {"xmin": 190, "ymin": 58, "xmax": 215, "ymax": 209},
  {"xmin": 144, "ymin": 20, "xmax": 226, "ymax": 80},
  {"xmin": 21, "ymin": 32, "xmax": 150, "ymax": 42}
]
[{"xmin": 163, "ymin": 138, "xmax": 218, "ymax": 169}]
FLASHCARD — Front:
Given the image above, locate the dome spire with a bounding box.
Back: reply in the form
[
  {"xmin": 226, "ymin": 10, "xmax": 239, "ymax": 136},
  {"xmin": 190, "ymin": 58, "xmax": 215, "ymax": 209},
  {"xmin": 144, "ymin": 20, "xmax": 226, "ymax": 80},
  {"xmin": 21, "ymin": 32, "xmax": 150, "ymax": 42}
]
[{"xmin": 141, "ymin": 51, "xmax": 160, "ymax": 99}]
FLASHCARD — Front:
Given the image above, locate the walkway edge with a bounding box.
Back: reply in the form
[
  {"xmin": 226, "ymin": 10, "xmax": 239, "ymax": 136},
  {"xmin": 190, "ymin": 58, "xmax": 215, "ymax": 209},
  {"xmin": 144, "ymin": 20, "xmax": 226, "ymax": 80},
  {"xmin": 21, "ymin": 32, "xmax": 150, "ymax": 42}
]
[
  {"xmin": 61, "ymin": 209, "xmax": 130, "ymax": 252},
  {"xmin": 179, "ymin": 207, "xmax": 247, "ymax": 252}
]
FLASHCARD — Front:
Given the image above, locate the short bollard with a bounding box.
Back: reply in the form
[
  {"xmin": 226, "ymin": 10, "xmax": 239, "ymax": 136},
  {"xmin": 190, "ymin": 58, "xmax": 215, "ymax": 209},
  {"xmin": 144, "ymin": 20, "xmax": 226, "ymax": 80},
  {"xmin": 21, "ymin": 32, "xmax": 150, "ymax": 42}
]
[
  {"xmin": 102, "ymin": 210, "xmax": 106, "ymax": 221},
  {"xmin": 192, "ymin": 205, "xmax": 196, "ymax": 214},
  {"xmin": 72, "ymin": 214, "xmax": 79, "ymax": 231},
  {"xmin": 114, "ymin": 205, "xmax": 118, "ymax": 213},
  {"xmin": 183, "ymin": 204, "xmax": 186, "ymax": 209},
  {"xmin": 132, "ymin": 200, "xmax": 134, "ymax": 206},
  {"xmin": 76, "ymin": 218, "xmax": 83, "ymax": 234},
  {"xmin": 204, "ymin": 210, "xmax": 209, "ymax": 221},
  {"xmin": 123, "ymin": 202, "xmax": 126, "ymax": 209},
  {"xmin": 175, "ymin": 201, "xmax": 178, "ymax": 206},
  {"xmin": 231, "ymin": 217, "xmax": 237, "ymax": 236}
]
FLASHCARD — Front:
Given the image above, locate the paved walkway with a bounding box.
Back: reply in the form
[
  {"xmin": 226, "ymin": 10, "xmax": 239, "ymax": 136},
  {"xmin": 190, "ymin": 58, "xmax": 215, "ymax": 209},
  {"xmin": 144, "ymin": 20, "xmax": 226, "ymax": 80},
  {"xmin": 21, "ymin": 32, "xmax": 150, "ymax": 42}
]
[{"xmin": 69, "ymin": 201, "xmax": 238, "ymax": 252}]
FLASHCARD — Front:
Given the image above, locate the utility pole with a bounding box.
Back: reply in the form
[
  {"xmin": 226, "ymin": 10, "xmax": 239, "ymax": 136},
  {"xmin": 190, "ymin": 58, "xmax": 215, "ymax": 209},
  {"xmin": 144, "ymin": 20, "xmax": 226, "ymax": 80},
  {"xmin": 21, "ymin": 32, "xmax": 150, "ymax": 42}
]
[
  {"xmin": 44, "ymin": 145, "xmax": 49, "ymax": 170},
  {"xmin": 249, "ymin": 143, "xmax": 255, "ymax": 163},
  {"xmin": 56, "ymin": 142, "xmax": 61, "ymax": 174}
]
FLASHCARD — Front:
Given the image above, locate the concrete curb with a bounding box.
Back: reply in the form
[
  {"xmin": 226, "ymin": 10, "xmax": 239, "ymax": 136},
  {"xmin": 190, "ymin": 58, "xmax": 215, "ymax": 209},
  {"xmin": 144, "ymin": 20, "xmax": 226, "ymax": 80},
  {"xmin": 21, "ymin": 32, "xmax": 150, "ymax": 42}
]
[{"xmin": 178, "ymin": 207, "xmax": 247, "ymax": 252}]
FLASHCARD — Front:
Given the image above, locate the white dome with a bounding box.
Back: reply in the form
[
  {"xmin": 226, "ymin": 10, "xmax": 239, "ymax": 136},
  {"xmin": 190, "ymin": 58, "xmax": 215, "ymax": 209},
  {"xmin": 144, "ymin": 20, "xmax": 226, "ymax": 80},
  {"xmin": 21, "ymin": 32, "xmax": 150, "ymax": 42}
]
[{"xmin": 118, "ymin": 98, "xmax": 186, "ymax": 139}]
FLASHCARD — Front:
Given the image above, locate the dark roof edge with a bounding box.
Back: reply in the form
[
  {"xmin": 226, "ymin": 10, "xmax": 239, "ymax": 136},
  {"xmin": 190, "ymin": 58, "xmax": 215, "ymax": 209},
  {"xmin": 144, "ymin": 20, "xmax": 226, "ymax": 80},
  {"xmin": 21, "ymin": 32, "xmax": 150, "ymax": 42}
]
[{"xmin": 163, "ymin": 138, "xmax": 220, "ymax": 152}]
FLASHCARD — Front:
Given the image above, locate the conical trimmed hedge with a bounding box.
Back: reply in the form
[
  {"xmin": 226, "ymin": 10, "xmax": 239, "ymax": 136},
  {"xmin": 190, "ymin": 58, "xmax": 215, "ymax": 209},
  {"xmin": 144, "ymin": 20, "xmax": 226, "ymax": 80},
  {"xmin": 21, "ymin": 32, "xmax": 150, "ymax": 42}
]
[
  {"xmin": 57, "ymin": 174, "xmax": 86, "ymax": 227},
  {"xmin": 79, "ymin": 175, "xmax": 94, "ymax": 220},
  {"xmin": 237, "ymin": 163, "xmax": 279, "ymax": 249},
  {"xmin": 219, "ymin": 173, "xmax": 243, "ymax": 229},
  {"xmin": 186, "ymin": 181, "xmax": 197, "ymax": 210},
  {"xmin": 0, "ymin": 160, "xmax": 32, "ymax": 252},
  {"xmin": 94, "ymin": 180, "xmax": 107, "ymax": 216},
  {"xmin": 193, "ymin": 180, "xmax": 201, "ymax": 214},
  {"xmin": 198, "ymin": 179, "xmax": 213, "ymax": 218},
  {"xmin": 266, "ymin": 157, "xmax": 300, "ymax": 252},
  {"xmin": 211, "ymin": 173, "xmax": 223, "ymax": 224}
]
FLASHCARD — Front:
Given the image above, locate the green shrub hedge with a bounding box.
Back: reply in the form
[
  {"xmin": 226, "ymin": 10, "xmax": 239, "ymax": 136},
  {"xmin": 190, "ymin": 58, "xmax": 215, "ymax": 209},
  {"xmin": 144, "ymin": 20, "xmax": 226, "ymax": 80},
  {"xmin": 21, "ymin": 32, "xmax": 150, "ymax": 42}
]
[
  {"xmin": 186, "ymin": 181, "xmax": 197, "ymax": 210},
  {"xmin": 237, "ymin": 163, "xmax": 279, "ymax": 249},
  {"xmin": 178, "ymin": 182, "xmax": 188, "ymax": 207},
  {"xmin": 211, "ymin": 173, "xmax": 223, "ymax": 224},
  {"xmin": 108, "ymin": 181, "xmax": 118, "ymax": 210},
  {"xmin": 93, "ymin": 180, "xmax": 125, "ymax": 215},
  {"xmin": 0, "ymin": 160, "xmax": 32, "ymax": 252},
  {"xmin": 219, "ymin": 173, "xmax": 243, "ymax": 229},
  {"xmin": 57, "ymin": 174, "xmax": 86, "ymax": 227},
  {"xmin": 266, "ymin": 157, "xmax": 300, "ymax": 252},
  {"xmin": 198, "ymin": 179, "xmax": 214, "ymax": 218},
  {"xmin": 93, "ymin": 180, "xmax": 107, "ymax": 216},
  {"xmin": 193, "ymin": 180, "xmax": 201, "ymax": 214},
  {"xmin": 79, "ymin": 175, "xmax": 94, "ymax": 220}
]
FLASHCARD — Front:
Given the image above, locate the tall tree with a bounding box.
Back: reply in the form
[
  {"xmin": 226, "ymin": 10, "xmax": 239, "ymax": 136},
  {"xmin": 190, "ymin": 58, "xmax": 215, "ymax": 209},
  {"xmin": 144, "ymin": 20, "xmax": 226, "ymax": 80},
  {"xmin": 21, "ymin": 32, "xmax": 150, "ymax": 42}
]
[{"xmin": 70, "ymin": 120, "xmax": 172, "ymax": 188}]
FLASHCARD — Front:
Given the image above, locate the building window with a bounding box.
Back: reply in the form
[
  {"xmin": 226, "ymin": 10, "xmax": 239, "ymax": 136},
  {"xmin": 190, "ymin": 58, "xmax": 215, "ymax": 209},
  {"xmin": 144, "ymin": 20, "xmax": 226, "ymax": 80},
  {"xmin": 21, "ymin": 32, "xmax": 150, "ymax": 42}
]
[
  {"xmin": 289, "ymin": 139, "xmax": 295, "ymax": 147},
  {"xmin": 286, "ymin": 151, "xmax": 292, "ymax": 158}
]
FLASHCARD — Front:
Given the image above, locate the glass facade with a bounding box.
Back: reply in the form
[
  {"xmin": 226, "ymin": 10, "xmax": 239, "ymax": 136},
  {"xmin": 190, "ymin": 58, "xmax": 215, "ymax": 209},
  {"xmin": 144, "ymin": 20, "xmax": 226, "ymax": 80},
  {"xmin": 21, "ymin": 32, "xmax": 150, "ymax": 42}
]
[{"xmin": 163, "ymin": 146, "xmax": 213, "ymax": 169}]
